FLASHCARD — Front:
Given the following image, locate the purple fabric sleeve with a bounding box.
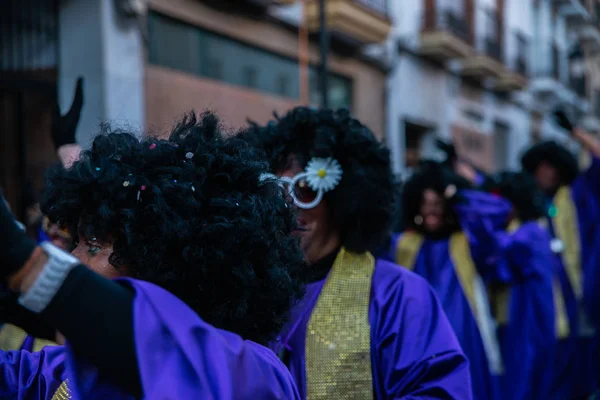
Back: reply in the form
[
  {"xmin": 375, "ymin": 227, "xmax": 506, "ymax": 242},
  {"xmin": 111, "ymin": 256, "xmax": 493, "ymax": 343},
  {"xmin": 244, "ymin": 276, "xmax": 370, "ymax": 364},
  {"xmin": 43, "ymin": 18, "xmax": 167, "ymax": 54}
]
[{"xmin": 67, "ymin": 279, "xmax": 300, "ymax": 400}]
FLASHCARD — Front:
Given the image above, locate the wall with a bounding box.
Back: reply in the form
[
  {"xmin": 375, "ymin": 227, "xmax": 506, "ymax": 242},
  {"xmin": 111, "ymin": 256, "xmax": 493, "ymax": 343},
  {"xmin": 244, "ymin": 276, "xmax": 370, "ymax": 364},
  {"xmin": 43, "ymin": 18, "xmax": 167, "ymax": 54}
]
[
  {"xmin": 146, "ymin": 66, "xmax": 301, "ymax": 135},
  {"xmin": 146, "ymin": 0, "xmax": 387, "ymax": 138},
  {"xmin": 59, "ymin": 0, "xmax": 145, "ymax": 146}
]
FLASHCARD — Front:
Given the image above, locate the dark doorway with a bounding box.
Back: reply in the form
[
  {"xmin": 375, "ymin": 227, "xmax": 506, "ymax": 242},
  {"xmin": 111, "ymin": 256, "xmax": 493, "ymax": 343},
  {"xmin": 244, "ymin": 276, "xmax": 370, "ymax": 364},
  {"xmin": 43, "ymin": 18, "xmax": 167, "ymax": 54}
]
[{"xmin": 0, "ymin": 0, "xmax": 60, "ymax": 221}]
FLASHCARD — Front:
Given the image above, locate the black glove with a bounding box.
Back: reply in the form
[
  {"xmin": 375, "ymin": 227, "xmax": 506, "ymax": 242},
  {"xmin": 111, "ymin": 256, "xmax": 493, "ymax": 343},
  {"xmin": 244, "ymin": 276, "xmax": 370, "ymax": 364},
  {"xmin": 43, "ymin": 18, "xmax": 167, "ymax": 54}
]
[
  {"xmin": 436, "ymin": 139, "xmax": 458, "ymax": 165},
  {"xmin": 0, "ymin": 194, "xmax": 37, "ymax": 283},
  {"xmin": 51, "ymin": 77, "xmax": 84, "ymax": 150},
  {"xmin": 552, "ymin": 107, "xmax": 574, "ymax": 134}
]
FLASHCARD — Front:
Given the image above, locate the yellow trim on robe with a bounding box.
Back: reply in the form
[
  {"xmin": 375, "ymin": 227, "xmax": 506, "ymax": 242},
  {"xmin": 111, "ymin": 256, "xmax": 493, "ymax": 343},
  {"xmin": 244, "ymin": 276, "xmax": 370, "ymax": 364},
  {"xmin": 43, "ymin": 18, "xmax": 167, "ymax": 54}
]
[
  {"xmin": 394, "ymin": 231, "xmax": 424, "ymax": 270},
  {"xmin": 394, "ymin": 232, "xmax": 479, "ymax": 319},
  {"xmin": 0, "ymin": 323, "xmax": 57, "ymax": 352},
  {"xmin": 553, "ymin": 186, "xmax": 582, "ymax": 300},
  {"xmin": 51, "ymin": 380, "xmax": 72, "ymax": 400},
  {"xmin": 305, "ymin": 248, "xmax": 375, "ymax": 400}
]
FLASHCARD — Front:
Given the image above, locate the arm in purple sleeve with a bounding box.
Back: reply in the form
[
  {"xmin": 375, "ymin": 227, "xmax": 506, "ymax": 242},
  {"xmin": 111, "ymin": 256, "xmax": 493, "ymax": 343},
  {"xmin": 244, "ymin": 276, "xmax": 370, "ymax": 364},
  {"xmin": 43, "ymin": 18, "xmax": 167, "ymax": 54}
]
[{"xmin": 454, "ymin": 190, "xmax": 512, "ymax": 280}]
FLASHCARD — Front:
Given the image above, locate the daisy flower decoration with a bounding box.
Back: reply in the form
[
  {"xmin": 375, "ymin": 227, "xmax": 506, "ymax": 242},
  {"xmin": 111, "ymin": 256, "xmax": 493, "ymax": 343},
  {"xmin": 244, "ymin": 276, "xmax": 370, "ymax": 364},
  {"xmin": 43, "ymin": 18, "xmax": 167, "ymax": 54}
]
[{"xmin": 304, "ymin": 157, "xmax": 343, "ymax": 193}]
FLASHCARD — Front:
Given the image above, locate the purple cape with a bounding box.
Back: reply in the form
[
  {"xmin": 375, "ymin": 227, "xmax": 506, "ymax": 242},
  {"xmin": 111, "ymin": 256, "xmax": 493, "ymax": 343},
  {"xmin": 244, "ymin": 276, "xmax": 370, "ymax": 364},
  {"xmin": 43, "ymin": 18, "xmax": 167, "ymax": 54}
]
[
  {"xmin": 273, "ymin": 258, "xmax": 472, "ymax": 399},
  {"xmin": 386, "ymin": 190, "xmax": 513, "ymax": 400},
  {"xmin": 0, "ymin": 279, "xmax": 300, "ymax": 399},
  {"xmin": 486, "ymin": 221, "xmax": 556, "ymax": 400},
  {"xmin": 546, "ymin": 155, "xmax": 600, "ymax": 399}
]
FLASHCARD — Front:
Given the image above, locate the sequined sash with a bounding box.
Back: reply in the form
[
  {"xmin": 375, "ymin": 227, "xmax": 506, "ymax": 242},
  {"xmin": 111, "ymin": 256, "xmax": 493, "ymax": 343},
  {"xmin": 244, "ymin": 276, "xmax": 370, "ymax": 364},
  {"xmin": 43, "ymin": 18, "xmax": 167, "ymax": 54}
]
[
  {"xmin": 0, "ymin": 323, "xmax": 57, "ymax": 352},
  {"xmin": 552, "ymin": 186, "xmax": 582, "ymax": 300},
  {"xmin": 305, "ymin": 248, "xmax": 375, "ymax": 399},
  {"xmin": 395, "ymin": 231, "xmax": 504, "ymax": 375},
  {"xmin": 51, "ymin": 380, "xmax": 72, "ymax": 400}
]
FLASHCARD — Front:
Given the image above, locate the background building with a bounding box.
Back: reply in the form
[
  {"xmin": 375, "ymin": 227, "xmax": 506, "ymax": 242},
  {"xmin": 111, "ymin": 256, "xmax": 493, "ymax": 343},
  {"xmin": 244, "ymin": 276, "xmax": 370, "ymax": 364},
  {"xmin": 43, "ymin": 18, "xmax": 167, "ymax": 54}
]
[
  {"xmin": 0, "ymin": 0, "xmax": 390, "ymax": 218},
  {"xmin": 387, "ymin": 0, "xmax": 600, "ymax": 178}
]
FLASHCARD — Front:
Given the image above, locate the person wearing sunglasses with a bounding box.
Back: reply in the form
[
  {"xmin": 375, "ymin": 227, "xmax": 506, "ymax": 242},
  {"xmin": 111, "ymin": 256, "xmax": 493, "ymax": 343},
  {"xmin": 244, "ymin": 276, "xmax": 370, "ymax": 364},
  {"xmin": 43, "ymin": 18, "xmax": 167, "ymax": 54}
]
[
  {"xmin": 243, "ymin": 107, "xmax": 471, "ymax": 399},
  {"xmin": 0, "ymin": 112, "xmax": 303, "ymax": 399}
]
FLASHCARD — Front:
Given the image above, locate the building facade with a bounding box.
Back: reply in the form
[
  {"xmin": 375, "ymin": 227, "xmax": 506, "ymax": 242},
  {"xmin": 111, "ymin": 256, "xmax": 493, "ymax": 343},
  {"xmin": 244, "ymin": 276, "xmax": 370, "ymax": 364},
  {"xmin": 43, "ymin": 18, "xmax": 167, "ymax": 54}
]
[
  {"xmin": 1, "ymin": 0, "xmax": 391, "ymax": 217},
  {"xmin": 387, "ymin": 0, "xmax": 600, "ymax": 178}
]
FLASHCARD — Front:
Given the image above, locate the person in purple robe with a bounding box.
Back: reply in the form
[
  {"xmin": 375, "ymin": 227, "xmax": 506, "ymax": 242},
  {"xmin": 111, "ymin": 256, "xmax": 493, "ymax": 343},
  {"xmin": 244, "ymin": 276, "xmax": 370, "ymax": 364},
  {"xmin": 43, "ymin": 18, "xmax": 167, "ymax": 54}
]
[
  {"xmin": 521, "ymin": 108, "xmax": 600, "ymax": 399},
  {"xmin": 0, "ymin": 112, "xmax": 305, "ymax": 399},
  {"xmin": 477, "ymin": 171, "xmax": 557, "ymax": 400},
  {"xmin": 387, "ymin": 160, "xmax": 513, "ymax": 400},
  {"xmin": 243, "ymin": 107, "xmax": 472, "ymax": 399}
]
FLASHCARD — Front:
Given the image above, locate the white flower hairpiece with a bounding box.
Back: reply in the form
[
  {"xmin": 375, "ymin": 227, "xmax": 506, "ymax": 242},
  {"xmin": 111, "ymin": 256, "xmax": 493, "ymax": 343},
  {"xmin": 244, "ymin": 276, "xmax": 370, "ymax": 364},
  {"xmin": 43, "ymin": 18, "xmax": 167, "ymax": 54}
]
[{"xmin": 304, "ymin": 158, "xmax": 343, "ymax": 193}]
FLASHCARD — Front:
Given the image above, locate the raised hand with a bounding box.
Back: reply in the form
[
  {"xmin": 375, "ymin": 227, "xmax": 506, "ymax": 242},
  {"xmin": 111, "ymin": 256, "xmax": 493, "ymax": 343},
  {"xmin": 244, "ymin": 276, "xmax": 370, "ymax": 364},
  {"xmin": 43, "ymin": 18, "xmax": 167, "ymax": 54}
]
[
  {"xmin": 0, "ymin": 193, "xmax": 37, "ymax": 284},
  {"xmin": 51, "ymin": 77, "xmax": 84, "ymax": 150},
  {"xmin": 552, "ymin": 107, "xmax": 574, "ymax": 134}
]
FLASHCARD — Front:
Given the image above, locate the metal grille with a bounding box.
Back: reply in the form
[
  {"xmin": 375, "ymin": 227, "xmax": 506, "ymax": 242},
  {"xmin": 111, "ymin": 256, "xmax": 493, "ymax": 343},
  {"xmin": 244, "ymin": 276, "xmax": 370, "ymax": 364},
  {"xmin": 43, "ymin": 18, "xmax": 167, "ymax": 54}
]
[{"xmin": 0, "ymin": 0, "xmax": 59, "ymax": 72}]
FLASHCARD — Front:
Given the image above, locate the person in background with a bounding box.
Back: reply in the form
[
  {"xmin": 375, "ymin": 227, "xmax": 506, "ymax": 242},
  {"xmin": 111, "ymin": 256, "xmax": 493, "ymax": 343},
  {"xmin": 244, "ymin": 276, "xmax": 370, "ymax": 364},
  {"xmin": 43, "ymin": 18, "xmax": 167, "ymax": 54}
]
[
  {"xmin": 390, "ymin": 160, "xmax": 511, "ymax": 400},
  {"xmin": 0, "ymin": 78, "xmax": 84, "ymax": 354},
  {"xmin": 244, "ymin": 107, "xmax": 471, "ymax": 400},
  {"xmin": 479, "ymin": 171, "xmax": 558, "ymax": 400},
  {"xmin": 0, "ymin": 112, "xmax": 304, "ymax": 399},
  {"xmin": 521, "ymin": 108, "xmax": 600, "ymax": 399}
]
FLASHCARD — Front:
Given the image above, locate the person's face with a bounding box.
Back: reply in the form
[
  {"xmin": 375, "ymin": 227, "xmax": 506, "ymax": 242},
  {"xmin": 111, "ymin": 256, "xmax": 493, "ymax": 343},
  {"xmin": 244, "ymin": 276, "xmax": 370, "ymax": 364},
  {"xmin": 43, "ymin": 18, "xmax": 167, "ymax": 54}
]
[
  {"xmin": 279, "ymin": 155, "xmax": 341, "ymax": 264},
  {"xmin": 71, "ymin": 233, "xmax": 122, "ymax": 279},
  {"xmin": 420, "ymin": 189, "xmax": 446, "ymax": 233},
  {"xmin": 534, "ymin": 161, "xmax": 560, "ymax": 193}
]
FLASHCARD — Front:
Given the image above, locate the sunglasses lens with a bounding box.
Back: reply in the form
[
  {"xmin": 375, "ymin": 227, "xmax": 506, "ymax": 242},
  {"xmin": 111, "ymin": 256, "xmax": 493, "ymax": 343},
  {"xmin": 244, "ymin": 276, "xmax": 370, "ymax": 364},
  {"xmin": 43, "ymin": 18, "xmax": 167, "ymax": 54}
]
[{"xmin": 293, "ymin": 179, "xmax": 317, "ymax": 203}]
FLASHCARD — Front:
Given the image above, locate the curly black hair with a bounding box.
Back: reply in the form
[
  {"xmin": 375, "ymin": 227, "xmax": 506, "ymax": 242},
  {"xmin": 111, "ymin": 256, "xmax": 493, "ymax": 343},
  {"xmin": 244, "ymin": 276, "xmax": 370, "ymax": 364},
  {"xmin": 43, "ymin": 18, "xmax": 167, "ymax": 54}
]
[
  {"xmin": 521, "ymin": 140, "xmax": 579, "ymax": 186},
  {"xmin": 402, "ymin": 161, "xmax": 472, "ymax": 236},
  {"xmin": 242, "ymin": 107, "xmax": 395, "ymax": 254},
  {"xmin": 41, "ymin": 112, "xmax": 305, "ymax": 345},
  {"xmin": 482, "ymin": 171, "xmax": 546, "ymax": 222}
]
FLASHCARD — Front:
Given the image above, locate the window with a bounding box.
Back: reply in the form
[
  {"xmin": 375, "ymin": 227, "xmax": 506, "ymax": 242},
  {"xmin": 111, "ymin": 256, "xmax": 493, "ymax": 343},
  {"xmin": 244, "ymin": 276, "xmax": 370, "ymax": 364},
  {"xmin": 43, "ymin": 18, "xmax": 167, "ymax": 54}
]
[
  {"xmin": 148, "ymin": 12, "xmax": 353, "ymax": 108},
  {"xmin": 242, "ymin": 66, "xmax": 258, "ymax": 88}
]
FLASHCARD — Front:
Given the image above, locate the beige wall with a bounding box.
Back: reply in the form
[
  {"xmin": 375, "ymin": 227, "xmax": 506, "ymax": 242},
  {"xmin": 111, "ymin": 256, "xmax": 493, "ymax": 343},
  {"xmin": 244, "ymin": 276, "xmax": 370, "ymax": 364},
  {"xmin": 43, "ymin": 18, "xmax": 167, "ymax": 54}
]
[{"xmin": 146, "ymin": 0, "xmax": 386, "ymax": 138}]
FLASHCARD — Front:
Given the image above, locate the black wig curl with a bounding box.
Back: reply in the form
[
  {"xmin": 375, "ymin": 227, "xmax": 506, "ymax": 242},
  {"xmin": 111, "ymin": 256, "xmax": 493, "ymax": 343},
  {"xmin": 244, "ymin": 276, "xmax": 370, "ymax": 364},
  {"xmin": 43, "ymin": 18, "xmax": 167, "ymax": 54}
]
[
  {"xmin": 41, "ymin": 112, "xmax": 305, "ymax": 345},
  {"xmin": 401, "ymin": 161, "xmax": 472, "ymax": 235},
  {"xmin": 482, "ymin": 171, "xmax": 546, "ymax": 222},
  {"xmin": 243, "ymin": 107, "xmax": 395, "ymax": 254},
  {"xmin": 521, "ymin": 140, "xmax": 579, "ymax": 186}
]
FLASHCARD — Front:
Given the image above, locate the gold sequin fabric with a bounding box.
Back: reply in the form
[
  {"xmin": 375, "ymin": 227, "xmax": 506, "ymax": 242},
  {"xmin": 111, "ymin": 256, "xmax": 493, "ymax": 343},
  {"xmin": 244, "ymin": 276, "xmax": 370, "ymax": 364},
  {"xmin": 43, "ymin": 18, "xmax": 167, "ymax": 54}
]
[
  {"xmin": 305, "ymin": 248, "xmax": 375, "ymax": 400},
  {"xmin": 394, "ymin": 231, "xmax": 424, "ymax": 270},
  {"xmin": 51, "ymin": 380, "xmax": 72, "ymax": 400},
  {"xmin": 553, "ymin": 186, "xmax": 582, "ymax": 300},
  {"xmin": 0, "ymin": 324, "xmax": 57, "ymax": 352}
]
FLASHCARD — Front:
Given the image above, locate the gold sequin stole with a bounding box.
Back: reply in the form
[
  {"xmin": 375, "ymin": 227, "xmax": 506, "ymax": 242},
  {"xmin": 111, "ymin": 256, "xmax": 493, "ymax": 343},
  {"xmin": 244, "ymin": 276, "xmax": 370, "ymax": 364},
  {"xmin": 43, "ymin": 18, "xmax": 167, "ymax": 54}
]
[
  {"xmin": 0, "ymin": 323, "xmax": 57, "ymax": 352},
  {"xmin": 553, "ymin": 186, "xmax": 582, "ymax": 300},
  {"xmin": 51, "ymin": 380, "xmax": 72, "ymax": 400},
  {"xmin": 395, "ymin": 231, "xmax": 504, "ymax": 374},
  {"xmin": 305, "ymin": 248, "xmax": 375, "ymax": 399}
]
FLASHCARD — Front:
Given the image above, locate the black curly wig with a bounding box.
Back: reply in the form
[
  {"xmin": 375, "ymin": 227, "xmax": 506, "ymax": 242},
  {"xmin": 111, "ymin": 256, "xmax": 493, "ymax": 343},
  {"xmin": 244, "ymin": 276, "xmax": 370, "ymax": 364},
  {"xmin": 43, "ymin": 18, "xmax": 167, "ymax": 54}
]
[
  {"xmin": 40, "ymin": 112, "xmax": 305, "ymax": 345},
  {"xmin": 242, "ymin": 107, "xmax": 395, "ymax": 254},
  {"xmin": 482, "ymin": 171, "xmax": 546, "ymax": 222},
  {"xmin": 521, "ymin": 140, "xmax": 579, "ymax": 186},
  {"xmin": 402, "ymin": 161, "xmax": 472, "ymax": 236}
]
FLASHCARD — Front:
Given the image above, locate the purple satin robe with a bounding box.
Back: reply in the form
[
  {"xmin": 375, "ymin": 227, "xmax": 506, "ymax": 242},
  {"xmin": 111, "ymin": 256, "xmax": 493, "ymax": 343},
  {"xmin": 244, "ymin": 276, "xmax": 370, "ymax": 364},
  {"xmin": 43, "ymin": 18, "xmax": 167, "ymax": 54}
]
[
  {"xmin": 549, "ymin": 155, "xmax": 600, "ymax": 398},
  {"xmin": 473, "ymin": 221, "xmax": 556, "ymax": 400},
  {"xmin": 0, "ymin": 279, "xmax": 300, "ymax": 399},
  {"xmin": 274, "ymin": 258, "xmax": 472, "ymax": 399}
]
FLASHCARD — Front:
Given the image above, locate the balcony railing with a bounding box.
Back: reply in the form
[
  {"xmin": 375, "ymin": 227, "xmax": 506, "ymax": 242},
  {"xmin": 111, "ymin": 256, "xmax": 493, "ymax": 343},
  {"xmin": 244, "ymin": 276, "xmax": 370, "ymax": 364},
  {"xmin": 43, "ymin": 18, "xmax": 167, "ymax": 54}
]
[
  {"xmin": 354, "ymin": 0, "xmax": 388, "ymax": 16},
  {"xmin": 516, "ymin": 57, "xmax": 528, "ymax": 76},
  {"xmin": 485, "ymin": 38, "xmax": 502, "ymax": 61},
  {"xmin": 552, "ymin": 44, "xmax": 561, "ymax": 81},
  {"xmin": 443, "ymin": 10, "xmax": 471, "ymax": 43}
]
